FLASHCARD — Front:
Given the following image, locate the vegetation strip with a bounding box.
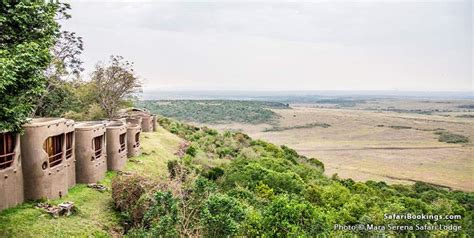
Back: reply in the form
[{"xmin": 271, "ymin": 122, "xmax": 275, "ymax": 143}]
[
  {"xmin": 136, "ymin": 100, "xmax": 290, "ymax": 124},
  {"xmin": 263, "ymin": 122, "xmax": 331, "ymax": 132}
]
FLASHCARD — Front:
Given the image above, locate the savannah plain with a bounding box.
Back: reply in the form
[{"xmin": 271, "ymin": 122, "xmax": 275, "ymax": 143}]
[{"xmin": 204, "ymin": 99, "xmax": 474, "ymax": 192}]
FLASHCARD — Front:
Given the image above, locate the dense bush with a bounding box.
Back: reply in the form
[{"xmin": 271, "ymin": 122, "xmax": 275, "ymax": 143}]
[
  {"xmin": 200, "ymin": 194, "xmax": 245, "ymax": 237},
  {"xmin": 261, "ymin": 195, "xmax": 329, "ymax": 236}
]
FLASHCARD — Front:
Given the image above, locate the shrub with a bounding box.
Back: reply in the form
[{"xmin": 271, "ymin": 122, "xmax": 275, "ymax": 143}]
[
  {"xmin": 167, "ymin": 160, "xmax": 188, "ymax": 181},
  {"xmin": 111, "ymin": 174, "xmax": 156, "ymax": 225},
  {"xmin": 321, "ymin": 183, "xmax": 351, "ymax": 208},
  {"xmin": 203, "ymin": 167, "xmax": 225, "ymax": 181},
  {"xmin": 261, "ymin": 195, "xmax": 329, "ymax": 236},
  {"xmin": 185, "ymin": 144, "xmax": 197, "ymax": 157},
  {"xmin": 255, "ymin": 182, "xmax": 275, "ymax": 200},
  {"xmin": 435, "ymin": 131, "xmax": 469, "ymax": 144},
  {"xmin": 304, "ymin": 184, "xmax": 323, "ymax": 205},
  {"xmin": 308, "ymin": 158, "xmax": 325, "ymax": 171},
  {"xmin": 223, "ymin": 160, "xmax": 305, "ymax": 194},
  {"xmin": 200, "ymin": 194, "xmax": 245, "ymax": 237},
  {"xmin": 167, "ymin": 160, "xmax": 180, "ymax": 180},
  {"xmin": 142, "ymin": 191, "xmax": 179, "ymax": 237}
]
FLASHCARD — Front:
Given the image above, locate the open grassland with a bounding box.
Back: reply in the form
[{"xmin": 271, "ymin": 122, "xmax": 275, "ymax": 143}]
[
  {"xmin": 204, "ymin": 105, "xmax": 474, "ymax": 191},
  {"xmin": 0, "ymin": 126, "xmax": 182, "ymax": 238}
]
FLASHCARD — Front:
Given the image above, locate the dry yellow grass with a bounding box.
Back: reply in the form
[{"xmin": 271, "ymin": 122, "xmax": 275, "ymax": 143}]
[{"xmin": 204, "ymin": 106, "xmax": 474, "ymax": 191}]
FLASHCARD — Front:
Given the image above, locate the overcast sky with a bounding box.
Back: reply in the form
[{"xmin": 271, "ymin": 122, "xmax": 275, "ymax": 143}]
[{"xmin": 62, "ymin": 0, "xmax": 472, "ymax": 92}]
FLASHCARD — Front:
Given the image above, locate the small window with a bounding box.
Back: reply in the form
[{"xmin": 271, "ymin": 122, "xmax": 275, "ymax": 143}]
[
  {"xmin": 135, "ymin": 132, "xmax": 140, "ymax": 143},
  {"xmin": 65, "ymin": 132, "xmax": 74, "ymax": 159},
  {"xmin": 93, "ymin": 135, "xmax": 104, "ymax": 160},
  {"xmin": 119, "ymin": 133, "xmax": 126, "ymax": 151},
  {"xmin": 0, "ymin": 133, "xmax": 16, "ymax": 170},
  {"xmin": 43, "ymin": 134, "xmax": 64, "ymax": 168}
]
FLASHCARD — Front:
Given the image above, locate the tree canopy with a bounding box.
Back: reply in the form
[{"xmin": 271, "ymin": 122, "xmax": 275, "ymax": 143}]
[
  {"xmin": 0, "ymin": 1, "xmax": 66, "ymax": 132},
  {"xmin": 92, "ymin": 55, "xmax": 141, "ymax": 119}
]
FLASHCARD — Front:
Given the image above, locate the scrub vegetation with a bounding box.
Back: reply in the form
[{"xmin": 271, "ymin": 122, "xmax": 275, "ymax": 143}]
[
  {"xmin": 263, "ymin": 122, "xmax": 331, "ymax": 132},
  {"xmin": 435, "ymin": 131, "xmax": 470, "ymax": 144},
  {"xmin": 111, "ymin": 117, "xmax": 473, "ymax": 237},
  {"xmin": 136, "ymin": 100, "xmax": 289, "ymax": 124}
]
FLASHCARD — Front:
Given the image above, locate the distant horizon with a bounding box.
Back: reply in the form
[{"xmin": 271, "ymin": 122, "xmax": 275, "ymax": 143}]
[
  {"xmin": 141, "ymin": 89, "xmax": 474, "ymax": 100},
  {"xmin": 144, "ymin": 89, "xmax": 474, "ymax": 93}
]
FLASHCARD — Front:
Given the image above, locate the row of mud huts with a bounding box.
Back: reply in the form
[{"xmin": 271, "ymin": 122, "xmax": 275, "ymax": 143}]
[{"xmin": 0, "ymin": 108, "xmax": 157, "ymax": 211}]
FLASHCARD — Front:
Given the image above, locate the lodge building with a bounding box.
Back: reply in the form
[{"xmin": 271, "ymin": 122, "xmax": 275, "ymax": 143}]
[{"xmin": 0, "ymin": 108, "xmax": 156, "ymax": 211}]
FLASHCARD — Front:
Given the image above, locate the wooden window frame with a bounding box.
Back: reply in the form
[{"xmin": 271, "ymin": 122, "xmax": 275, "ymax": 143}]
[
  {"xmin": 65, "ymin": 132, "xmax": 74, "ymax": 159},
  {"xmin": 119, "ymin": 133, "xmax": 126, "ymax": 152},
  {"xmin": 92, "ymin": 135, "xmax": 104, "ymax": 160},
  {"xmin": 0, "ymin": 133, "xmax": 16, "ymax": 170},
  {"xmin": 43, "ymin": 134, "xmax": 64, "ymax": 168}
]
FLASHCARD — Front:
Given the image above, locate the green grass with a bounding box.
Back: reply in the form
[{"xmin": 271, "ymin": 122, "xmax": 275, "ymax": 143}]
[
  {"xmin": 0, "ymin": 126, "xmax": 183, "ymax": 237},
  {"xmin": 124, "ymin": 126, "xmax": 183, "ymax": 181},
  {"xmin": 0, "ymin": 173, "xmax": 119, "ymax": 238}
]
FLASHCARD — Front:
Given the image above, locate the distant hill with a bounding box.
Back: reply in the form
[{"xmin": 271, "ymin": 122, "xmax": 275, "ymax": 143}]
[{"xmin": 136, "ymin": 100, "xmax": 289, "ymax": 124}]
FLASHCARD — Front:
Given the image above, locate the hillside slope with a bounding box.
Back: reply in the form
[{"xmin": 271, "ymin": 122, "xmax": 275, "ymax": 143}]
[{"xmin": 0, "ymin": 120, "xmax": 472, "ymax": 237}]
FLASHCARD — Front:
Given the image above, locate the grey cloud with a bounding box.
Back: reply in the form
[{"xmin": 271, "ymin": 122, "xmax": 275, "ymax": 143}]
[{"xmin": 63, "ymin": 0, "xmax": 472, "ymax": 91}]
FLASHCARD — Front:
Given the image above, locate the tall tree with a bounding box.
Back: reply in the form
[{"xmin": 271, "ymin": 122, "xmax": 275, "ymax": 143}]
[
  {"xmin": 0, "ymin": 1, "xmax": 66, "ymax": 132},
  {"xmin": 33, "ymin": 30, "xmax": 84, "ymax": 117},
  {"xmin": 92, "ymin": 55, "xmax": 141, "ymax": 119}
]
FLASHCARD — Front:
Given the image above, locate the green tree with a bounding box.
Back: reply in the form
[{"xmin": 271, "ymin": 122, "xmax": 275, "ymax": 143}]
[
  {"xmin": 92, "ymin": 55, "xmax": 141, "ymax": 119},
  {"xmin": 33, "ymin": 30, "xmax": 84, "ymax": 117},
  {"xmin": 0, "ymin": 1, "xmax": 65, "ymax": 132}
]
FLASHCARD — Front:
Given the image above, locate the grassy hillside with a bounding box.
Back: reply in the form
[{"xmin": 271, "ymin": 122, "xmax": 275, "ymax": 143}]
[
  {"xmin": 0, "ymin": 126, "xmax": 183, "ymax": 237},
  {"xmin": 136, "ymin": 100, "xmax": 289, "ymax": 124}
]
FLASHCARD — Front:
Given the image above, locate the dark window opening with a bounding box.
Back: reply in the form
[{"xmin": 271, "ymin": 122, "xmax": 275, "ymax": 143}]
[
  {"xmin": 65, "ymin": 132, "xmax": 74, "ymax": 159},
  {"xmin": 0, "ymin": 133, "xmax": 16, "ymax": 170},
  {"xmin": 135, "ymin": 132, "xmax": 140, "ymax": 143},
  {"xmin": 119, "ymin": 133, "xmax": 126, "ymax": 152},
  {"xmin": 43, "ymin": 134, "xmax": 64, "ymax": 168},
  {"xmin": 93, "ymin": 135, "xmax": 104, "ymax": 160}
]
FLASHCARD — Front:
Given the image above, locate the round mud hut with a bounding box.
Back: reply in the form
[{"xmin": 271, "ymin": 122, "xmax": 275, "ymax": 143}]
[
  {"xmin": 126, "ymin": 116, "xmax": 142, "ymax": 127},
  {"xmin": 21, "ymin": 118, "xmax": 70, "ymax": 200},
  {"xmin": 0, "ymin": 131, "xmax": 24, "ymax": 211},
  {"xmin": 139, "ymin": 113, "xmax": 153, "ymax": 132},
  {"xmin": 106, "ymin": 120, "xmax": 127, "ymax": 171},
  {"xmin": 126, "ymin": 112, "xmax": 152, "ymax": 132},
  {"xmin": 126, "ymin": 121, "xmax": 141, "ymax": 158},
  {"xmin": 75, "ymin": 122, "xmax": 107, "ymax": 184}
]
